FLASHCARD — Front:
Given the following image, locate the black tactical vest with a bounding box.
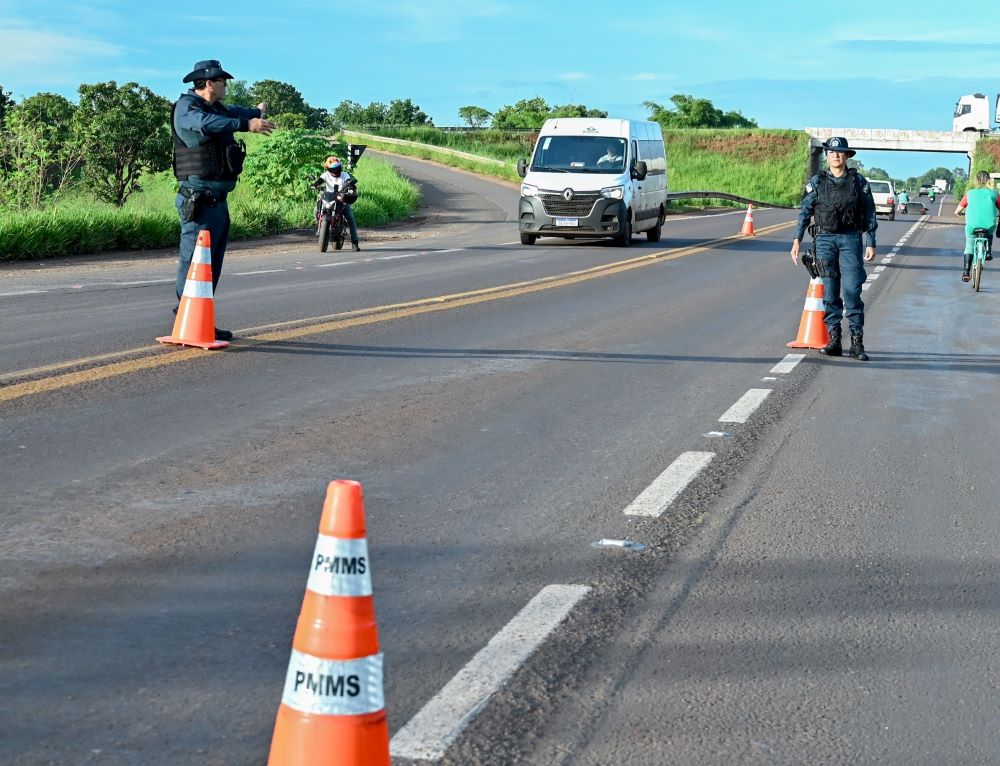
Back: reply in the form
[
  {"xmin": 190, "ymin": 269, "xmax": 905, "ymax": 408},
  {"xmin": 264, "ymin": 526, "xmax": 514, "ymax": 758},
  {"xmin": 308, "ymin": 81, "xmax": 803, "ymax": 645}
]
[
  {"xmin": 171, "ymin": 98, "xmax": 245, "ymax": 182},
  {"xmin": 814, "ymin": 171, "xmax": 862, "ymax": 233}
]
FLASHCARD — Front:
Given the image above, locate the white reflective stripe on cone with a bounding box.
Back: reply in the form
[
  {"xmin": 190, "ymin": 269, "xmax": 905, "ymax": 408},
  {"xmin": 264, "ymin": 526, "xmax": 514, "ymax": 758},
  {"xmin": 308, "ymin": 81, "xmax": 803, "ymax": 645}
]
[
  {"xmin": 182, "ymin": 280, "xmax": 214, "ymax": 299},
  {"xmin": 803, "ymin": 297, "xmax": 825, "ymax": 312},
  {"xmin": 192, "ymin": 245, "xmax": 211, "ymax": 265},
  {"xmin": 281, "ymin": 650, "xmax": 384, "ymax": 716},
  {"xmin": 306, "ymin": 535, "xmax": 373, "ymax": 597}
]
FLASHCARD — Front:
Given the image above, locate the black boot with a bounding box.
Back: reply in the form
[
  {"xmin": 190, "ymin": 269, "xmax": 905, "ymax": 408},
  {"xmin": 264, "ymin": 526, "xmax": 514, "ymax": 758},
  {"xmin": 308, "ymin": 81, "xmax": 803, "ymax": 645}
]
[
  {"xmin": 849, "ymin": 329, "xmax": 869, "ymax": 361},
  {"xmin": 819, "ymin": 325, "xmax": 842, "ymax": 357},
  {"xmin": 963, "ymin": 252, "xmax": 972, "ymax": 282}
]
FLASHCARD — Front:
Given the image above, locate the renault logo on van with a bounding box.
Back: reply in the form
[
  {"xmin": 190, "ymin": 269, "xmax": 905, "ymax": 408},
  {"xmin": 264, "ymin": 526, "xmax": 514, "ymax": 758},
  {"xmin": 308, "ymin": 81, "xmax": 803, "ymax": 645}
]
[{"xmin": 562, "ymin": 188, "xmax": 574, "ymax": 202}]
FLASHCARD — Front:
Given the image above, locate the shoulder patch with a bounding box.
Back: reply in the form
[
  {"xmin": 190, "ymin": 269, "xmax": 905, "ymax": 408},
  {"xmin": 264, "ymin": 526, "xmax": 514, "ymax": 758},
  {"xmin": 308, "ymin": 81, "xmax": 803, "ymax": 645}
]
[
  {"xmin": 804, "ymin": 182, "xmax": 814, "ymax": 194},
  {"xmin": 860, "ymin": 181, "xmax": 871, "ymax": 194}
]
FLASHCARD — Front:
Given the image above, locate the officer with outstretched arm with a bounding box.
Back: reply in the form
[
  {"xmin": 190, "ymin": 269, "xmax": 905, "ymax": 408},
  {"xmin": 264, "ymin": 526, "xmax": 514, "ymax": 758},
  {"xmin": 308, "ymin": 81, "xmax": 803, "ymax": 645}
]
[
  {"xmin": 790, "ymin": 136, "xmax": 877, "ymax": 361},
  {"xmin": 171, "ymin": 59, "xmax": 275, "ymax": 341}
]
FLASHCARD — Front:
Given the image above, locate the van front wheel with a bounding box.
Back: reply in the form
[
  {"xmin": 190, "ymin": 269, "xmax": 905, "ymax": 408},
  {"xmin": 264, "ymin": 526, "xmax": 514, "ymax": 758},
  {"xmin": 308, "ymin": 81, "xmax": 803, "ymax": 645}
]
[
  {"xmin": 647, "ymin": 211, "xmax": 663, "ymax": 242},
  {"xmin": 520, "ymin": 233, "xmax": 537, "ymax": 245},
  {"xmin": 615, "ymin": 215, "xmax": 632, "ymax": 247}
]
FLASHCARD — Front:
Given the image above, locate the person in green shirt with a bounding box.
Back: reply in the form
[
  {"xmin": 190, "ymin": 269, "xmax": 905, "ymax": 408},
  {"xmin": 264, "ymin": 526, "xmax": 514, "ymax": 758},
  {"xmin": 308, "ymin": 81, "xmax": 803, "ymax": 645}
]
[{"xmin": 955, "ymin": 171, "xmax": 1000, "ymax": 281}]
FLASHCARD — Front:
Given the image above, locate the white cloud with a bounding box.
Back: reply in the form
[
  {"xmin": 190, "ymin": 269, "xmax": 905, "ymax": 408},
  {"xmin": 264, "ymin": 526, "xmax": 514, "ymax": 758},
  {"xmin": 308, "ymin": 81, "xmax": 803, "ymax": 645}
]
[
  {"xmin": 0, "ymin": 24, "xmax": 123, "ymax": 88},
  {"xmin": 624, "ymin": 73, "xmax": 674, "ymax": 82}
]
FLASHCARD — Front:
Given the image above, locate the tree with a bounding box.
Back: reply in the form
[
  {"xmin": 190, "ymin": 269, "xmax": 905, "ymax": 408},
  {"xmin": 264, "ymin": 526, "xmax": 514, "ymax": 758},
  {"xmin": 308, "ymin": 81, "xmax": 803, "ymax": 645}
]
[
  {"xmin": 385, "ymin": 98, "xmax": 432, "ymax": 126},
  {"xmin": 225, "ymin": 79, "xmax": 254, "ymax": 108},
  {"xmin": 644, "ymin": 94, "xmax": 757, "ymax": 128},
  {"xmin": 72, "ymin": 81, "xmax": 172, "ymax": 206},
  {"xmin": 249, "ymin": 79, "xmax": 309, "ymax": 119},
  {"xmin": 458, "ymin": 105, "xmax": 492, "ymax": 128},
  {"xmin": 492, "ymin": 97, "xmax": 551, "ymax": 129},
  {"xmin": 273, "ymin": 112, "xmax": 308, "ymax": 130},
  {"xmin": 866, "ymin": 167, "xmax": 891, "ymax": 180},
  {"xmin": 0, "ymin": 93, "xmax": 83, "ymax": 208},
  {"xmin": 550, "ymin": 103, "xmax": 608, "ymax": 119},
  {"xmin": 0, "ymin": 85, "xmax": 14, "ymax": 128},
  {"xmin": 917, "ymin": 167, "xmax": 954, "ymax": 186}
]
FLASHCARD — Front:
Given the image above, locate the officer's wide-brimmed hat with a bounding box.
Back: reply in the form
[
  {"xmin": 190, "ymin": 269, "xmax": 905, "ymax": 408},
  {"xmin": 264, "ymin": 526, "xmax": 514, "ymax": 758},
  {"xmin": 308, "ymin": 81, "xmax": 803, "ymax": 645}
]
[
  {"xmin": 182, "ymin": 59, "xmax": 234, "ymax": 84},
  {"xmin": 821, "ymin": 136, "xmax": 856, "ymax": 157}
]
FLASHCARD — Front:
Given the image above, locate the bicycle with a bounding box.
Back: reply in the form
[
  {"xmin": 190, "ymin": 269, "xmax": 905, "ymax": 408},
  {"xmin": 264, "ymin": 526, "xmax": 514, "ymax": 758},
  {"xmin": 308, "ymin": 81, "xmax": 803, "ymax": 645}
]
[{"xmin": 971, "ymin": 227, "xmax": 991, "ymax": 292}]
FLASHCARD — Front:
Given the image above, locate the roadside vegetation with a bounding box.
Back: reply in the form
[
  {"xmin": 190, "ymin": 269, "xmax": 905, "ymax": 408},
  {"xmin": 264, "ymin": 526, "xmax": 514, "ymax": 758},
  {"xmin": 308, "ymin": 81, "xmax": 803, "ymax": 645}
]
[
  {"xmin": 0, "ymin": 78, "xmax": 420, "ymax": 260},
  {"xmin": 0, "ymin": 77, "xmax": 978, "ymax": 259}
]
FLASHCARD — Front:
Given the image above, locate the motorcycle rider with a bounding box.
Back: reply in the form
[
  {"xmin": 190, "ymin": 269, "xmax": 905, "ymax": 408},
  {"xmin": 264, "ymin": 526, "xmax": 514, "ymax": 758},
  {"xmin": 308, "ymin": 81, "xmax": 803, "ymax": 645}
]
[{"xmin": 312, "ymin": 156, "xmax": 360, "ymax": 251}]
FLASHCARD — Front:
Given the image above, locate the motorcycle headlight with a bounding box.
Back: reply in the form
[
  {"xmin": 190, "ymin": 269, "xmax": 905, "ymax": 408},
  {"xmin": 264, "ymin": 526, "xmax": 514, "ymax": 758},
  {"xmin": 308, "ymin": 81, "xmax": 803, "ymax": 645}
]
[
  {"xmin": 521, "ymin": 183, "xmax": 539, "ymax": 198},
  {"xmin": 600, "ymin": 185, "xmax": 624, "ymax": 200}
]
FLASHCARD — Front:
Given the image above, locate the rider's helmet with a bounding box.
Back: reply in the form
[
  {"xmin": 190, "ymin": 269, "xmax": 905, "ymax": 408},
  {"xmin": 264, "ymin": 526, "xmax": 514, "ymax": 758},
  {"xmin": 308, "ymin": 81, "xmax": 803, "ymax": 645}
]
[{"xmin": 324, "ymin": 156, "xmax": 343, "ymax": 175}]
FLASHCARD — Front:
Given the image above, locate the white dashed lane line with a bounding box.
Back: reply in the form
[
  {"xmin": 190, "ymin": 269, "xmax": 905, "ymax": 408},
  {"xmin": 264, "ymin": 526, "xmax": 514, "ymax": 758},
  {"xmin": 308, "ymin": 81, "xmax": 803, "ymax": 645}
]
[
  {"xmin": 623, "ymin": 451, "xmax": 715, "ymax": 517},
  {"xmin": 231, "ymin": 269, "xmax": 287, "ymax": 276},
  {"xmin": 770, "ymin": 353, "xmax": 805, "ymax": 375},
  {"xmin": 0, "ymin": 290, "xmax": 48, "ymax": 297},
  {"xmin": 718, "ymin": 388, "xmax": 772, "ymax": 424},
  {"xmin": 389, "ymin": 584, "xmax": 591, "ymax": 762}
]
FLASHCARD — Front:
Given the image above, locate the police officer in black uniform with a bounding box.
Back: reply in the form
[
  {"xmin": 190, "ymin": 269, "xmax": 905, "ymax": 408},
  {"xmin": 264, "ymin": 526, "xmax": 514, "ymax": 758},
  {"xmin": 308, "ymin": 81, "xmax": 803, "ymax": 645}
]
[
  {"xmin": 172, "ymin": 59, "xmax": 275, "ymax": 340},
  {"xmin": 790, "ymin": 136, "xmax": 877, "ymax": 361}
]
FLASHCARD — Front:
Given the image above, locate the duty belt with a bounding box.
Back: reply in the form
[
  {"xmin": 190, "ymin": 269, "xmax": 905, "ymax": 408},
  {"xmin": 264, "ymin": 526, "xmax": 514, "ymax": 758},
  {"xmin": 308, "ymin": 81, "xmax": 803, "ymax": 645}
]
[{"xmin": 179, "ymin": 187, "xmax": 227, "ymax": 204}]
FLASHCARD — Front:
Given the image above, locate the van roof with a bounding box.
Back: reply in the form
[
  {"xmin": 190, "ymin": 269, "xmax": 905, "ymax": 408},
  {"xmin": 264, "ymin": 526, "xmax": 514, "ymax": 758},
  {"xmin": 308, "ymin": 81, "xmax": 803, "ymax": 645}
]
[{"xmin": 539, "ymin": 117, "xmax": 662, "ymax": 139}]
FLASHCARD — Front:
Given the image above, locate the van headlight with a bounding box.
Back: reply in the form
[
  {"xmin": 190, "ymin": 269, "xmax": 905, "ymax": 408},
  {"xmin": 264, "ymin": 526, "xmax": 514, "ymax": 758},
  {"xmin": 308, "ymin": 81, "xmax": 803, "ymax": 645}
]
[
  {"xmin": 600, "ymin": 185, "xmax": 624, "ymax": 200},
  {"xmin": 521, "ymin": 183, "xmax": 539, "ymax": 197}
]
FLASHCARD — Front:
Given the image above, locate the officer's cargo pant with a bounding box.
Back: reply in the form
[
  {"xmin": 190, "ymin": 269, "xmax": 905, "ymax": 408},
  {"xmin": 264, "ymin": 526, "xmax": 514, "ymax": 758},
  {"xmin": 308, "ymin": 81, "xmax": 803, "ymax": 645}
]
[
  {"xmin": 815, "ymin": 233, "xmax": 866, "ymax": 331},
  {"xmin": 175, "ymin": 193, "xmax": 231, "ymax": 302}
]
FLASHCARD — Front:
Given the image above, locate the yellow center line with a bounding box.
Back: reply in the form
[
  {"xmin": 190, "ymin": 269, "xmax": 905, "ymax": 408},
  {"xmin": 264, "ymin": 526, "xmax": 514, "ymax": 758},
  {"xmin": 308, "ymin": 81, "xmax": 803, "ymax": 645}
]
[{"xmin": 1, "ymin": 221, "xmax": 793, "ymax": 404}]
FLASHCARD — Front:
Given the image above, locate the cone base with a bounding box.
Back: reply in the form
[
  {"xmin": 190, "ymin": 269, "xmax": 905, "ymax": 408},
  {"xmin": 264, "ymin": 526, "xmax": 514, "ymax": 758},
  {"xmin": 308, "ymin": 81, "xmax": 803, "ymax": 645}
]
[
  {"xmin": 786, "ymin": 340, "xmax": 825, "ymax": 349},
  {"xmin": 156, "ymin": 335, "xmax": 229, "ymax": 350}
]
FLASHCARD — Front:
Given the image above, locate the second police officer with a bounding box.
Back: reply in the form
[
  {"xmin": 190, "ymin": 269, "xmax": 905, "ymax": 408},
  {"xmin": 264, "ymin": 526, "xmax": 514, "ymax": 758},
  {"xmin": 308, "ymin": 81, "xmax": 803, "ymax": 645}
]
[{"xmin": 790, "ymin": 136, "xmax": 877, "ymax": 361}]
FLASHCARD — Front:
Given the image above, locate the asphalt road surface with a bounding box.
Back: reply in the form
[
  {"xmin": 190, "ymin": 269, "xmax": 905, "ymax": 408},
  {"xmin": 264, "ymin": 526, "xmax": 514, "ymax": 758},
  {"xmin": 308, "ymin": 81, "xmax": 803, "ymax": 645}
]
[{"xmin": 1, "ymin": 157, "xmax": 997, "ymax": 765}]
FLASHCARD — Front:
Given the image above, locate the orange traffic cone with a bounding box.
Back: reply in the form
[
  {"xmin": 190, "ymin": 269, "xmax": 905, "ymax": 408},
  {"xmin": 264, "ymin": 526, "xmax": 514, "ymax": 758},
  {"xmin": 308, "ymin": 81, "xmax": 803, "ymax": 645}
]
[
  {"xmin": 787, "ymin": 277, "xmax": 830, "ymax": 349},
  {"xmin": 268, "ymin": 480, "xmax": 390, "ymax": 766},
  {"xmin": 740, "ymin": 204, "xmax": 755, "ymax": 236},
  {"xmin": 156, "ymin": 230, "xmax": 228, "ymax": 349}
]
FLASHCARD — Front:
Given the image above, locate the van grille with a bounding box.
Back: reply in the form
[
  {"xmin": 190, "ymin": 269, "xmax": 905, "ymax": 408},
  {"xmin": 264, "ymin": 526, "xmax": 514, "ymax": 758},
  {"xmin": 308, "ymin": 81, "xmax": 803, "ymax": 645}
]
[{"xmin": 540, "ymin": 192, "xmax": 600, "ymax": 217}]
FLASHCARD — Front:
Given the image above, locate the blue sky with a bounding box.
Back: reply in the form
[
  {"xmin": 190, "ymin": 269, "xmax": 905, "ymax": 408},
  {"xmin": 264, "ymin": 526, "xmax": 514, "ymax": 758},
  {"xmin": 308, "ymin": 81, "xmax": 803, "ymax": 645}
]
[{"xmin": 3, "ymin": 0, "xmax": 999, "ymax": 180}]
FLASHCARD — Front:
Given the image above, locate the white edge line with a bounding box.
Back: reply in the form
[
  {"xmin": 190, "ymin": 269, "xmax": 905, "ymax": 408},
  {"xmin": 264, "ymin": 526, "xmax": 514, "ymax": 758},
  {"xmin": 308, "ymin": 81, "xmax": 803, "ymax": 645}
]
[
  {"xmin": 389, "ymin": 584, "xmax": 591, "ymax": 761},
  {"xmin": 232, "ymin": 269, "xmax": 286, "ymax": 276},
  {"xmin": 718, "ymin": 389, "xmax": 771, "ymax": 424},
  {"xmin": 770, "ymin": 353, "xmax": 805, "ymax": 374},
  {"xmin": 315, "ymin": 261, "xmax": 356, "ymax": 268},
  {"xmin": 0, "ymin": 290, "xmax": 48, "ymax": 297},
  {"xmin": 623, "ymin": 451, "xmax": 715, "ymax": 517}
]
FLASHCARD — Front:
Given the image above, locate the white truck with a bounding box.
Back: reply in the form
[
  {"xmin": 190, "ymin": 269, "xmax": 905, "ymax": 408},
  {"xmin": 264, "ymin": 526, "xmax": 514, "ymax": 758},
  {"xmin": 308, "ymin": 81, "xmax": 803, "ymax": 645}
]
[{"xmin": 952, "ymin": 93, "xmax": 1000, "ymax": 132}]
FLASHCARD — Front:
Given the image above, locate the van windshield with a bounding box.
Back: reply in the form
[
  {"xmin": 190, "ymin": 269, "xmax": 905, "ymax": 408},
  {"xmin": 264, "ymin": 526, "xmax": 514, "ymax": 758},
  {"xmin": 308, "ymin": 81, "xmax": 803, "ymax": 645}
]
[{"xmin": 531, "ymin": 136, "xmax": 627, "ymax": 174}]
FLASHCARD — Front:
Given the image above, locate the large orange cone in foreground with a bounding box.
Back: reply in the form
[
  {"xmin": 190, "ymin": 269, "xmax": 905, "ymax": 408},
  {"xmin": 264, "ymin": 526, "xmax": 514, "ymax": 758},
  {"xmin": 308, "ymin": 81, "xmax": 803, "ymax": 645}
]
[
  {"xmin": 740, "ymin": 204, "xmax": 755, "ymax": 236},
  {"xmin": 268, "ymin": 480, "xmax": 390, "ymax": 766},
  {"xmin": 787, "ymin": 277, "xmax": 830, "ymax": 349},
  {"xmin": 156, "ymin": 230, "xmax": 228, "ymax": 349}
]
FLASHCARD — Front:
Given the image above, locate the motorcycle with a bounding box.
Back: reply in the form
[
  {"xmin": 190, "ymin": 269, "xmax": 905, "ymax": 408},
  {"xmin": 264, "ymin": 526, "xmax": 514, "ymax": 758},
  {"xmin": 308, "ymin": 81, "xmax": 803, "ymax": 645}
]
[{"xmin": 316, "ymin": 178, "xmax": 359, "ymax": 252}]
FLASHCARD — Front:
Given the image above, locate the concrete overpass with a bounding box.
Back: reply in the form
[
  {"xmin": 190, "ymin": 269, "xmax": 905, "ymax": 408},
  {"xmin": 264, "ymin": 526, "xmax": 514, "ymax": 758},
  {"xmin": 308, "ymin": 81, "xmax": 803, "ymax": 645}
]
[{"xmin": 804, "ymin": 128, "xmax": 979, "ymax": 176}]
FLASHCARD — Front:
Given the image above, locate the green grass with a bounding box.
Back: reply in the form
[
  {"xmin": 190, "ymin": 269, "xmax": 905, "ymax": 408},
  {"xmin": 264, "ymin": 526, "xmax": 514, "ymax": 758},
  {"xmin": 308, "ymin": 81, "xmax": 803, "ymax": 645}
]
[
  {"xmin": 350, "ymin": 125, "xmax": 533, "ymax": 163},
  {"xmin": 663, "ymin": 129, "xmax": 809, "ymax": 208},
  {"xmin": 0, "ymin": 144, "xmax": 420, "ymax": 260},
  {"xmin": 350, "ymin": 133, "xmax": 522, "ymax": 184}
]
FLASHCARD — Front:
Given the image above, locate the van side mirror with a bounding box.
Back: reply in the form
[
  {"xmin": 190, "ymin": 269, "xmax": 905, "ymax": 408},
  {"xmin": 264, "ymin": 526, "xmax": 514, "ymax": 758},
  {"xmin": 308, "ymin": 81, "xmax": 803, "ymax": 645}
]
[
  {"xmin": 517, "ymin": 158, "xmax": 528, "ymax": 178},
  {"xmin": 632, "ymin": 161, "xmax": 648, "ymax": 181}
]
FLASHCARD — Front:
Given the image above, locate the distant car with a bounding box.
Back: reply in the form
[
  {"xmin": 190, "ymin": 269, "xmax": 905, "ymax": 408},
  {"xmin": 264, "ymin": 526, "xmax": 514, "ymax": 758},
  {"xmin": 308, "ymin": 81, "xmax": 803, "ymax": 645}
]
[
  {"xmin": 868, "ymin": 180, "xmax": 896, "ymax": 220},
  {"xmin": 904, "ymin": 201, "xmax": 929, "ymax": 215},
  {"xmin": 918, "ymin": 186, "xmax": 929, "ymax": 196}
]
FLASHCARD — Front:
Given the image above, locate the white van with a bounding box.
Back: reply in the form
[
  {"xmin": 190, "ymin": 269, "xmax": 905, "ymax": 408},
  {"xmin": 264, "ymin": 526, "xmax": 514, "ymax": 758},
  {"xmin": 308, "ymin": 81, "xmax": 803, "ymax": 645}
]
[{"xmin": 516, "ymin": 118, "xmax": 668, "ymax": 246}]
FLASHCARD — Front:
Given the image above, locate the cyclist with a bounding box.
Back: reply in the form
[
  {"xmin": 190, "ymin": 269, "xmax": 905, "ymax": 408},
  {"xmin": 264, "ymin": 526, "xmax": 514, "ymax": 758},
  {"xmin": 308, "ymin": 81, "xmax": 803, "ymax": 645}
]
[
  {"xmin": 954, "ymin": 171, "xmax": 1000, "ymax": 281},
  {"xmin": 312, "ymin": 156, "xmax": 360, "ymax": 251}
]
